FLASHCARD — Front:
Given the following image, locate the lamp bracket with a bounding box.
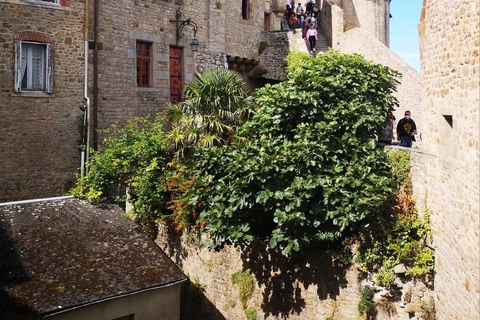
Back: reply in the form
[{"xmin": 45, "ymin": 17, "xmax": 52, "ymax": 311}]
[{"xmin": 169, "ymin": 9, "xmax": 198, "ymax": 45}]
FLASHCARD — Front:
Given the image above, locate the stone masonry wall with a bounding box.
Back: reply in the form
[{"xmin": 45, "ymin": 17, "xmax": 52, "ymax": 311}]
[
  {"xmin": 259, "ymin": 30, "xmax": 290, "ymax": 81},
  {"xmin": 413, "ymin": 0, "xmax": 480, "ymax": 318},
  {"xmin": 157, "ymin": 227, "xmax": 435, "ymax": 320},
  {"xmin": 93, "ymin": 0, "xmax": 267, "ymax": 138},
  {"xmin": 0, "ymin": 0, "xmax": 85, "ymax": 201},
  {"xmin": 338, "ymin": 0, "xmax": 390, "ymax": 46}
]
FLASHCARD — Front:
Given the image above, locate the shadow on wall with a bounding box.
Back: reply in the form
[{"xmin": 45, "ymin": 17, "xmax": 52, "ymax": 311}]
[
  {"xmin": 181, "ymin": 295, "xmax": 226, "ymax": 320},
  {"xmin": 241, "ymin": 241, "xmax": 348, "ymax": 318}
]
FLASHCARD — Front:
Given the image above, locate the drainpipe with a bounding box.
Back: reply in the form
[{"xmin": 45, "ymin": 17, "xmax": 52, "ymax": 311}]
[
  {"xmin": 93, "ymin": 0, "xmax": 99, "ymax": 150},
  {"xmin": 80, "ymin": 0, "xmax": 91, "ymax": 177},
  {"xmin": 83, "ymin": 40, "xmax": 91, "ymax": 176}
]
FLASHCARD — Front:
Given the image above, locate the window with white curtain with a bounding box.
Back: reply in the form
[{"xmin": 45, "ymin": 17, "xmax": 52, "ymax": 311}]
[{"xmin": 14, "ymin": 41, "xmax": 54, "ymax": 93}]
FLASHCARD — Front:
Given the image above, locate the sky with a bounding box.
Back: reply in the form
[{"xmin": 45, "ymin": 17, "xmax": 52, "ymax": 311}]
[{"xmin": 389, "ymin": 0, "xmax": 423, "ymax": 71}]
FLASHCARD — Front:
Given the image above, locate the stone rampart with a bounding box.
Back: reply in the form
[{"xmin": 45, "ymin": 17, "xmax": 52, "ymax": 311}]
[{"xmin": 413, "ymin": 0, "xmax": 480, "ymax": 318}]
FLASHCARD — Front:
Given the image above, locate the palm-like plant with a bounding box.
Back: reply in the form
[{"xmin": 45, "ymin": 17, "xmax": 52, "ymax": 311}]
[{"xmin": 166, "ymin": 68, "xmax": 254, "ymax": 160}]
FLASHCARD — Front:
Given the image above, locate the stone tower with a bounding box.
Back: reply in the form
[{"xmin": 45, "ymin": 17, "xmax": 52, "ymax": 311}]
[
  {"xmin": 412, "ymin": 0, "xmax": 480, "ymax": 318},
  {"xmin": 328, "ymin": 0, "xmax": 391, "ymax": 46}
]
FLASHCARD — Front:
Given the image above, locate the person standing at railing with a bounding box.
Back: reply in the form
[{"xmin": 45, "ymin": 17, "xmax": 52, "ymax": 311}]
[{"xmin": 397, "ymin": 111, "xmax": 417, "ymax": 147}]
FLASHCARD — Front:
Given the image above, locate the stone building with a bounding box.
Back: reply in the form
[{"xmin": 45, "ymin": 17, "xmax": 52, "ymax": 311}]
[
  {"xmin": 0, "ymin": 0, "xmax": 86, "ymax": 201},
  {"xmin": 0, "ymin": 0, "xmax": 279, "ymax": 201},
  {"xmin": 0, "ymin": 197, "xmax": 186, "ymax": 320},
  {"xmin": 412, "ymin": 0, "xmax": 479, "ymax": 318}
]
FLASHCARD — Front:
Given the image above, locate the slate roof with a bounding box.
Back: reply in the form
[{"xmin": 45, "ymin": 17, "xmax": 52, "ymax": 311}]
[{"xmin": 0, "ymin": 198, "xmax": 185, "ymax": 319}]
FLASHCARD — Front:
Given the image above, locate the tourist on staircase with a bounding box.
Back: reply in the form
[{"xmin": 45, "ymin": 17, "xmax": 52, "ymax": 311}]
[
  {"xmin": 296, "ymin": 3, "xmax": 304, "ymax": 27},
  {"xmin": 305, "ymin": 0, "xmax": 313, "ymax": 15},
  {"xmin": 305, "ymin": 23, "xmax": 318, "ymax": 53},
  {"xmin": 298, "ymin": 10, "xmax": 306, "ymax": 37}
]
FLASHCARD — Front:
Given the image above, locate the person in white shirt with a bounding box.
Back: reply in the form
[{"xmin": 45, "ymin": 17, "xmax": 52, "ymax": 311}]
[{"xmin": 305, "ymin": 23, "xmax": 318, "ymax": 52}]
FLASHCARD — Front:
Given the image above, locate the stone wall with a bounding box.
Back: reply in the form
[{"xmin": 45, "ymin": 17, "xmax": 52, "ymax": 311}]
[
  {"xmin": 92, "ymin": 0, "xmax": 268, "ymax": 139},
  {"xmin": 413, "ymin": 0, "xmax": 480, "ymax": 318},
  {"xmin": 0, "ymin": 0, "xmax": 85, "ymax": 201},
  {"xmin": 256, "ymin": 27, "xmax": 312, "ymax": 83},
  {"xmin": 337, "ymin": 0, "xmax": 390, "ymax": 46},
  {"xmin": 157, "ymin": 227, "xmax": 435, "ymax": 320}
]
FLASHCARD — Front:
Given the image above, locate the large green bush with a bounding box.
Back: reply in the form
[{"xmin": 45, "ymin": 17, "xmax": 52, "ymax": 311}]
[{"xmin": 191, "ymin": 51, "xmax": 400, "ymax": 255}]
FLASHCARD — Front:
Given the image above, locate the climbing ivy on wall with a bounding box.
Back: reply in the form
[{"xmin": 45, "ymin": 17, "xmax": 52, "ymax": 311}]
[{"xmin": 354, "ymin": 150, "xmax": 435, "ymax": 287}]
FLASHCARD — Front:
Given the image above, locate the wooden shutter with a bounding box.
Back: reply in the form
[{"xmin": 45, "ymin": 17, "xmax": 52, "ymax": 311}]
[{"xmin": 45, "ymin": 43, "xmax": 54, "ymax": 94}]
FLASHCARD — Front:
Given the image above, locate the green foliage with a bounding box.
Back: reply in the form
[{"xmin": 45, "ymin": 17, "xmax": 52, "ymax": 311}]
[
  {"xmin": 387, "ymin": 148, "xmax": 411, "ymax": 190},
  {"xmin": 231, "ymin": 269, "xmax": 255, "ymax": 309},
  {"xmin": 358, "ymin": 285, "xmax": 375, "ymax": 317},
  {"xmin": 165, "ymin": 163, "xmax": 203, "ymax": 232},
  {"xmin": 192, "ymin": 50, "xmax": 400, "ymax": 254},
  {"xmin": 258, "ymin": 40, "xmax": 268, "ymax": 55},
  {"xmin": 165, "ymin": 68, "xmax": 254, "ymax": 160},
  {"xmin": 70, "ymin": 116, "xmax": 170, "ymax": 238},
  {"xmin": 245, "ymin": 308, "xmax": 257, "ymax": 320},
  {"xmin": 251, "ymin": 66, "xmax": 268, "ymax": 78},
  {"xmin": 354, "ymin": 151, "xmax": 435, "ymax": 286}
]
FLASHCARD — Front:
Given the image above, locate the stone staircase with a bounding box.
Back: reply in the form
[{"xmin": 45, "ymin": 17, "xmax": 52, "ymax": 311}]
[{"xmin": 304, "ymin": 26, "xmax": 330, "ymax": 53}]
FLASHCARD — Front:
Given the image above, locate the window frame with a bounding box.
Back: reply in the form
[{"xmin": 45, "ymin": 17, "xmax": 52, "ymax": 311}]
[
  {"xmin": 242, "ymin": 0, "xmax": 249, "ymax": 20},
  {"xmin": 136, "ymin": 41, "xmax": 152, "ymax": 88},
  {"xmin": 14, "ymin": 40, "xmax": 54, "ymax": 94}
]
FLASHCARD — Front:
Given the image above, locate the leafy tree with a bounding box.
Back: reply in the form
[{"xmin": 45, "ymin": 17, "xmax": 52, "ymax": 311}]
[
  {"xmin": 166, "ymin": 68, "xmax": 255, "ymax": 160},
  {"xmin": 191, "ymin": 50, "xmax": 400, "ymax": 255},
  {"xmin": 70, "ymin": 116, "xmax": 170, "ymax": 238}
]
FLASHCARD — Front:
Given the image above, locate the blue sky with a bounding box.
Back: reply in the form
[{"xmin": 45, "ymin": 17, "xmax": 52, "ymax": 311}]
[{"xmin": 389, "ymin": 0, "xmax": 423, "ymax": 71}]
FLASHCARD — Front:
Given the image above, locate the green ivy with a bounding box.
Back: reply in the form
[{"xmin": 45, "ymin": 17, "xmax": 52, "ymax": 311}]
[
  {"xmin": 231, "ymin": 269, "xmax": 255, "ymax": 310},
  {"xmin": 245, "ymin": 308, "xmax": 257, "ymax": 320},
  {"xmin": 191, "ymin": 50, "xmax": 400, "ymax": 254},
  {"xmin": 358, "ymin": 285, "xmax": 375, "ymax": 318},
  {"xmin": 354, "ymin": 151, "xmax": 435, "ymax": 286}
]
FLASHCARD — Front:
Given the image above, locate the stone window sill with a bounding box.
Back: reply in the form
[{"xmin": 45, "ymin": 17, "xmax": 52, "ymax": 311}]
[
  {"xmin": 1, "ymin": 0, "xmax": 68, "ymax": 10},
  {"xmin": 13, "ymin": 92, "xmax": 54, "ymax": 98}
]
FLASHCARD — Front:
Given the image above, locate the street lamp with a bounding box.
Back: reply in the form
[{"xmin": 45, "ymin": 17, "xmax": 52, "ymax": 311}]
[{"xmin": 169, "ymin": 9, "xmax": 200, "ymax": 51}]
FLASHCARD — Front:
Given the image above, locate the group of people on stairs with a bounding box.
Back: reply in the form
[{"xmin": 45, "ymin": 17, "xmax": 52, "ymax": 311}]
[{"xmin": 285, "ymin": 1, "xmax": 322, "ymax": 55}]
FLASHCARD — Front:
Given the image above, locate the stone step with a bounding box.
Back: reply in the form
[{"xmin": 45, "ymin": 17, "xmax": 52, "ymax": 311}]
[{"xmin": 303, "ymin": 26, "xmax": 330, "ymax": 53}]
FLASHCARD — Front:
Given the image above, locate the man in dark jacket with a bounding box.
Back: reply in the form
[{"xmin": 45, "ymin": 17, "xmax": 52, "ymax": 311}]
[{"xmin": 397, "ymin": 110, "xmax": 417, "ymax": 147}]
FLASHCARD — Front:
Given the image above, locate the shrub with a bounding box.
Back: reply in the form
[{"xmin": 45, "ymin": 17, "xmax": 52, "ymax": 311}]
[
  {"xmin": 231, "ymin": 269, "xmax": 255, "ymax": 309},
  {"xmin": 192, "ymin": 50, "xmax": 400, "ymax": 254},
  {"xmin": 354, "ymin": 152, "xmax": 435, "ymax": 286},
  {"xmin": 358, "ymin": 285, "xmax": 375, "ymax": 317},
  {"xmin": 70, "ymin": 116, "xmax": 170, "ymax": 238}
]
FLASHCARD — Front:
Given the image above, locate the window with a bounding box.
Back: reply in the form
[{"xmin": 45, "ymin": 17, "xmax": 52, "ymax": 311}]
[
  {"xmin": 14, "ymin": 41, "xmax": 53, "ymax": 93},
  {"xmin": 136, "ymin": 41, "xmax": 151, "ymax": 87},
  {"xmin": 242, "ymin": 0, "xmax": 249, "ymax": 20}
]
